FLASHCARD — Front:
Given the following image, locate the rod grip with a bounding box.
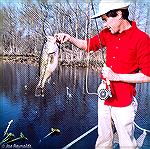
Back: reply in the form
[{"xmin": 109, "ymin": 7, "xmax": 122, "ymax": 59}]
[{"xmin": 103, "ymin": 63, "xmax": 110, "ymax": 86}]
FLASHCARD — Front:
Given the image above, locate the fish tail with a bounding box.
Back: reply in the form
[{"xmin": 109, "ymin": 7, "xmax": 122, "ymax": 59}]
[{"xmin": 35, "ymin": 87, "xmax": 44, "ymax": 97}]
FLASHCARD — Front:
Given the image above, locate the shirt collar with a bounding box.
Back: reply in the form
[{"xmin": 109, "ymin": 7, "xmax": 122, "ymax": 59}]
[
  {"xmin": 122, "ymin": 21, "xmax": 136, "ymax": 33},
  {"xmin": 115, "ymin": 21, "xmax": 137, "ymax": 37}
]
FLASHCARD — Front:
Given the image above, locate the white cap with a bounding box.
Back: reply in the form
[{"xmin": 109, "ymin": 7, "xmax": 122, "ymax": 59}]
[{"xmin": 91, "ymin": 0, "xmax": 130, "ymax": 19}]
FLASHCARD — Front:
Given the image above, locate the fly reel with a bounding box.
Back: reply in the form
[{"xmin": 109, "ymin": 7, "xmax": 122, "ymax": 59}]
[{"xmin": 98, "ymin": 79, "xmax": 112, "ymax": 100}]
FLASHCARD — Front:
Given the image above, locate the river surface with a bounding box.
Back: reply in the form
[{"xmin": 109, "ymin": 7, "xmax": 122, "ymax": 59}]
[{"xmin": 0, "ymin": 62, "xmax": 150, "ymax": 149}]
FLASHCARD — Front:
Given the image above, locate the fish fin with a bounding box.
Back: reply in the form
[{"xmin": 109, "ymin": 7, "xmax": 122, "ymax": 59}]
[
  {"xmin": 47, "ymin": 77, "xmax": 51, "ymax": 84},
  {"xmin": 35, "ymin": 87, "xmax": 44, "ymax": 97}
]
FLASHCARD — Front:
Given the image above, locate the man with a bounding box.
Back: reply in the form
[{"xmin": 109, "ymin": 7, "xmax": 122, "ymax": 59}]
[{"xmin": 55, "ymin": 0, "xmax": 150, "ymax": 148}]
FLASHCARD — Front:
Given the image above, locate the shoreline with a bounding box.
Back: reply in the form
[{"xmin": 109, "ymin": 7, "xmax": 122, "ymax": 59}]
[{"xmin": 0, "ymin": 55, "xmax": 103, "ymax": 69}]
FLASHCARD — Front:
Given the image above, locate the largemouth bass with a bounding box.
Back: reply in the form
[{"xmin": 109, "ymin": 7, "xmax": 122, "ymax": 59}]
[{"xmin": 35, "ymin": 36, "xmax": 59, "ymax": 97}]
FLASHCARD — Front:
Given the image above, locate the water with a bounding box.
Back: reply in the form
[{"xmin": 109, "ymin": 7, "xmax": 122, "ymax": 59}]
[
  {"xmin": 0, "ymin": 62, "xmax": 99, "ymax": 149},
  {"xmin": 0, "ymin": 62, "xmax": 150, "ymax": 149}
]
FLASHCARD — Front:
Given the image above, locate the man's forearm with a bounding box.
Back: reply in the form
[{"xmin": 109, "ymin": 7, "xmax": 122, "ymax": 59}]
[
  {"xmin": 118, "ymin": 73, "xmax": 150, "ymax": 83},
  {"xmin": 102, "ymin": 67, "xmax": 150, "ymax": 83},
  {"xmin": 69, "ymin": 36, "xmax": 87, "ymax": 50}
]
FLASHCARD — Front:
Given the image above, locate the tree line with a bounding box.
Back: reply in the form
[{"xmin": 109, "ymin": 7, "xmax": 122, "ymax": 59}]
[{"xmin": 0, "ymin": 0, "xmax": 150, "ymax": 66}]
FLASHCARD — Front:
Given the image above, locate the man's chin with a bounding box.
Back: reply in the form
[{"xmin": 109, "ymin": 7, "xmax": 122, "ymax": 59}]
[{"xmin": 110, "ymin": 29, "xmax": 118, "ymax": 34}]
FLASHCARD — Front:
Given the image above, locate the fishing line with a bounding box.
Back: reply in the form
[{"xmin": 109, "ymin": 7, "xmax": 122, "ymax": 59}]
[
  {"xmin": 85, "ymin": 0, "xmax": 105, "ymax": 97},
  {"xmin": 86, "ymin": 1, "xmax": 114, "ymax": 102},
  {"xmin": 85, "ymin": 2, "xmax": 99, "ymax": 97}
]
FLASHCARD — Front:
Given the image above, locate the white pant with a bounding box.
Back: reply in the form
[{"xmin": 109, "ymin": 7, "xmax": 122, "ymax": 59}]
[{"xmin": 95, "ymin": 98, "xmax": 138, "ymax": 149}]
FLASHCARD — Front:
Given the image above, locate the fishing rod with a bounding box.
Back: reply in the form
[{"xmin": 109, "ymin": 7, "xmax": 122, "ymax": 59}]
[{"xmin": 85, "ymin": 0, "xmax": 112, "ymax": 100}]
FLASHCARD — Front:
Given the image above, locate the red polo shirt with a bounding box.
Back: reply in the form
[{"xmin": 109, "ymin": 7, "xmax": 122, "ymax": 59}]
[{"xmin": 87, "ymin": 21, "xmax": 150, "ymax": 107}]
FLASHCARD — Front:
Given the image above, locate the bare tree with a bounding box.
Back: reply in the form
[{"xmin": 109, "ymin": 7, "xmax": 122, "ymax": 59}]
[{"xmin": 1, "ymin": 0, "xmax": 149, "ymax": 66}]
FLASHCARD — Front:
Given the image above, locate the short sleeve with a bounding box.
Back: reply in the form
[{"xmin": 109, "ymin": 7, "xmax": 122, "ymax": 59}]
[
  {"xmin": 137, "ymin": 34, "xmax": 150, "ymax": 77},
  {"xmin": 86, "ymin": 29, "xmax": 107, "ymax": 52}
]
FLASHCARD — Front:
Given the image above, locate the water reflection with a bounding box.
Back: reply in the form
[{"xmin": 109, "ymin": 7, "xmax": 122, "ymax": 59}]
[
  {"xmin": 0, "ymin": 62, "xmax": 99, "ymax": 149},
  {"xmin": 0, "ymin": 62, "xmax": 150, "ymax": 149}
]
